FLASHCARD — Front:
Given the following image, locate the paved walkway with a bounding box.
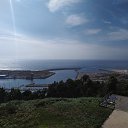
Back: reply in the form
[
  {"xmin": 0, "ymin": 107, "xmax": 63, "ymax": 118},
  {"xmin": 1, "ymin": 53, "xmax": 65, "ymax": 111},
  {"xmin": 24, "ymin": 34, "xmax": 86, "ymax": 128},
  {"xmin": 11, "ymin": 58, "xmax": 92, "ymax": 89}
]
[{"xmin": 102, "ymin": 95, "xmax": 128, "ymax": 128}]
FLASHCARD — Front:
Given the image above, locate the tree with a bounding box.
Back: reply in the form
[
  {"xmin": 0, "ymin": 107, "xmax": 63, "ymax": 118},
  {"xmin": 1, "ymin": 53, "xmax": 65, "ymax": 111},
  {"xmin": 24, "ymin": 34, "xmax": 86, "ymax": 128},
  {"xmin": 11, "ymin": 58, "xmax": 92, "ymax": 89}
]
[
  {"xmin": 22, "ymin": 90, "xmax": 32, "ymax": 100},
  {"xmin": 81, "ymin": 74, "xmax": 89, "ymax": 83},
  {"xmin": 9, "ymin": 88, "xmax": 22, "ymax": 100},
  {"xmin": 107, "ymin": 76, "xmax": 118, "ymax": 93},
  {"xmin": 0, "ymin": 88, "xmax": 6, "ymax": 103}
]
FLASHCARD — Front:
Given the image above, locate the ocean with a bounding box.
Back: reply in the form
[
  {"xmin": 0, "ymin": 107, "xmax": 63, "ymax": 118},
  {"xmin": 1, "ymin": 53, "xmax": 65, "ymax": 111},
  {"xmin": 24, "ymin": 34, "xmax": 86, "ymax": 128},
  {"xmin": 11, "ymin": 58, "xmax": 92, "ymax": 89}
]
[{"xmin": 0, "ymin": 59, "xmax": 128, "ymax": 89}]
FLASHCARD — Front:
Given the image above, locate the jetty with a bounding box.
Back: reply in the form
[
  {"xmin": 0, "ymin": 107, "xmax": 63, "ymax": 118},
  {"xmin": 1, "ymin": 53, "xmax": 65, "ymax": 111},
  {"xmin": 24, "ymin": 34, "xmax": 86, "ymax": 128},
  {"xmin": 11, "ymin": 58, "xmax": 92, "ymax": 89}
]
[
  {"xmin": 45, "ymin": 67, "xmax": 81, "ymax": 71},
  {"xmin": 25, "ymin": 83, "xmax": 49, "ymax": 88}
]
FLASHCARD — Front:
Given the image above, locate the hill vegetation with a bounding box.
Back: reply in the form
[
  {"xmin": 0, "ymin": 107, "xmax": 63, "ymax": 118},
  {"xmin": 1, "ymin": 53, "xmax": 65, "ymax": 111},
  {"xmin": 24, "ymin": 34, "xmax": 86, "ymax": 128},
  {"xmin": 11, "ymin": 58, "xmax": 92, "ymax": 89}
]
[{"xmin": 0, "ymin": 98, "xmax": 112, "ymax": 128}]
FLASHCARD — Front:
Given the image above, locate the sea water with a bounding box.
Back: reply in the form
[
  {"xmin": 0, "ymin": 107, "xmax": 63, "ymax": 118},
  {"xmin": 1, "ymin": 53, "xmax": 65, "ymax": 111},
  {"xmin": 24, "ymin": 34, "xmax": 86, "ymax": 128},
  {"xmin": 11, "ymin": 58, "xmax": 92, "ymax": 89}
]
[{"xmin": 0, "ymin": 59, "xmax": 128, "ymax": 89}]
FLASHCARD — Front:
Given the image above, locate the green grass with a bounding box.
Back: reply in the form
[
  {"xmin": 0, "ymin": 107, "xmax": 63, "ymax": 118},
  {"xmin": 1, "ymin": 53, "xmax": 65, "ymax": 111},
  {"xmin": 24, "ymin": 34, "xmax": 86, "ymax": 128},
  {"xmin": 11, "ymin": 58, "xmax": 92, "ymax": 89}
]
[{"xmin": 0, "ymin": 98, "xmax": 113, "ymax": 128}]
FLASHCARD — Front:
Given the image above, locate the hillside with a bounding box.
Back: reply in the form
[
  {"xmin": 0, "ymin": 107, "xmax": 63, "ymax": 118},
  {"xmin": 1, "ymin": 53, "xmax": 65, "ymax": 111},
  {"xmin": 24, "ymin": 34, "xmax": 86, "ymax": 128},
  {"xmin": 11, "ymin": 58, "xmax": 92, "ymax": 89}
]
[{"xmin": 0, "ymin": 98, "xmax": 112, "ymax": 128}]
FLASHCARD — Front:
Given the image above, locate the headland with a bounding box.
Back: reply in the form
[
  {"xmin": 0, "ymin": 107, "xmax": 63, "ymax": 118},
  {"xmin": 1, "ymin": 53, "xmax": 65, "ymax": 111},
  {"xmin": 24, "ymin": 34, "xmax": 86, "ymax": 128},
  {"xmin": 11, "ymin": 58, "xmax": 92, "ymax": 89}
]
[{"xmin": 0, "ymin": 67, "xmax": 80, "ymax": 80}]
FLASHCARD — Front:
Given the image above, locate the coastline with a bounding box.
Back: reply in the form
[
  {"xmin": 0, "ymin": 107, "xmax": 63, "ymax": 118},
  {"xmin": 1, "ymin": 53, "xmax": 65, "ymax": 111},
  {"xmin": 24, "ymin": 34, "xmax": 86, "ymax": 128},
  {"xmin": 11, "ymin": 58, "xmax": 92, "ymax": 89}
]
[
  {"xmin": 0, "ymin": 70, "xmax": 55, "ymax": 79},
  {"xmin": 1, "ymin": 67, "xmax": 128, "ymax": 91},
  {"xmin": 76, "ymin": 68, "xmax": 128, "ymax": 81}
]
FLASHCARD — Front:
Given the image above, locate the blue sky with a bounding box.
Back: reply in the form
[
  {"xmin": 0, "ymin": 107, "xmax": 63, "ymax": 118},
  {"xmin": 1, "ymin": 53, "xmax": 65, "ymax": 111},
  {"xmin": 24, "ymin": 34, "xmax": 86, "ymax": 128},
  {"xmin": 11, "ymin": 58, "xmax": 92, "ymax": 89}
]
[{"xmin": 0, "ymin": 0, "xmax": 128, "ymax": 60}]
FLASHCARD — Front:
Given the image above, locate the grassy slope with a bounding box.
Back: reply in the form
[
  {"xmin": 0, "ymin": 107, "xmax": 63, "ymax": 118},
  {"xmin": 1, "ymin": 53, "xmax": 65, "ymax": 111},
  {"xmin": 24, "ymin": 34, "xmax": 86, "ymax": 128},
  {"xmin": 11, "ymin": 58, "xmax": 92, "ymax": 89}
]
[{"xmin": 0, "ymin": 98, "xmax": 113, "ymax": 128}]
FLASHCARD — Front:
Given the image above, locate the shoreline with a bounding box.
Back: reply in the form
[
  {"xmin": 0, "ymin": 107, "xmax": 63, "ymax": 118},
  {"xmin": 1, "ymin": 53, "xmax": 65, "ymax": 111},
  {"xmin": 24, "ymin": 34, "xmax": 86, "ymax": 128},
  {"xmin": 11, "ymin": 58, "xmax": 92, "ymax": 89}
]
[{"xmin": 0, "ymin": 70, "xmax": 55, "ymax": 79}]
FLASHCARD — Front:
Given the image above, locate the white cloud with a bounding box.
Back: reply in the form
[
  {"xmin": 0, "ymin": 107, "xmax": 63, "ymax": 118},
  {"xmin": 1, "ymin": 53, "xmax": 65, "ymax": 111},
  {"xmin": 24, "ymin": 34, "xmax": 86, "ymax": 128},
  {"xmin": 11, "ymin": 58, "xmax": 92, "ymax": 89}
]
[
  {"xmin": 47, "ymin": 0, "xmax": 81, "ymax": 12},
  {"xmin": 96, "ymin": 28, "xmax": 128, "ymax": 42},
  {"xmin": 0, "ymin": 30, "xmax": 128, "ymax": 60},
  {"xmin": 0, "ymin": 29, "xmax": 25, "ymax": 41},
  {"xmin": 103, "ymin": 20, "xmax": 111, "ymax": 24},
  {"xmin": 66, "ymin": 14, "xmax": 88, "ymax": 26},
  {"xmin": 16, "ymin": 0, "xmax": 21, "ymax": 2},
  {"xmin": 84, "ymin": 29, "xmax": 101, "ymax": 35},
  {"xmin": 108, "ymin": 29, "xmax": 128, "ymax": 41},
  {"xmin": 0, "ymin": 33, "xmax": 128, "ymax": 60}
]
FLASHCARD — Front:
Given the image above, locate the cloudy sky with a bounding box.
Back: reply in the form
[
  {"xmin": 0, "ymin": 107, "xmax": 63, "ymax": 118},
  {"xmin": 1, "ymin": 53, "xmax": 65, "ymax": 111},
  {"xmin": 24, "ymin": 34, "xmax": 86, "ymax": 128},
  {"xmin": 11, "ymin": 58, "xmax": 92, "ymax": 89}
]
[{"xmin": 0, "ymin": 0, "xmax": 128, "ymax": 60}]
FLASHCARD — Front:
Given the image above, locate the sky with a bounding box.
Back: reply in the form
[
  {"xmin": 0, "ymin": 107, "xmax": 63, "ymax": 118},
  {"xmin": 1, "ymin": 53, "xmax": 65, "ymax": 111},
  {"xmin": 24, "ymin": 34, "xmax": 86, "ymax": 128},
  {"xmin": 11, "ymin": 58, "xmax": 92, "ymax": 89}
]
[{"xmin": 0, "ymin": 0, "xmax": 128, "ymax": 60}]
